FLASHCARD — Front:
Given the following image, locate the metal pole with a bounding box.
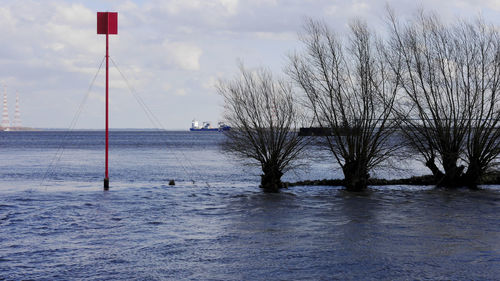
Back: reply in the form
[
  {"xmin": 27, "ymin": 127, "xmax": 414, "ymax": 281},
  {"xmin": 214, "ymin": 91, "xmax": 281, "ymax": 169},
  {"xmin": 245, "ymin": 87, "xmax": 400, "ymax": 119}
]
[{"xmin": 104, "ymin": 23, "xmax": 110, "ymax": 190}]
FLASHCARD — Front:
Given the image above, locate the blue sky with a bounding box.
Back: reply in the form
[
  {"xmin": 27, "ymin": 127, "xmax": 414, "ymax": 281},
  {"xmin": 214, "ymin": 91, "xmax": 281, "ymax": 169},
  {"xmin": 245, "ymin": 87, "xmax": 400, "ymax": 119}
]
[{"xmin": 0, "ymin": 0, "xmax": 499, "ymax": 129}]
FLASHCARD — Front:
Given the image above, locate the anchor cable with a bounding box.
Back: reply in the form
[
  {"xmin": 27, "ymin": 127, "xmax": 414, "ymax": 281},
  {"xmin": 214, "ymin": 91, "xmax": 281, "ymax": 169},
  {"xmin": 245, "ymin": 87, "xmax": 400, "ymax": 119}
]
[
  {"xmin": 110, "ymin": 57, "xmax": 207, "ymax": 187},
  {"xmin": 39, "ymin": 57, "xmax": 105, "ymax": 188}
]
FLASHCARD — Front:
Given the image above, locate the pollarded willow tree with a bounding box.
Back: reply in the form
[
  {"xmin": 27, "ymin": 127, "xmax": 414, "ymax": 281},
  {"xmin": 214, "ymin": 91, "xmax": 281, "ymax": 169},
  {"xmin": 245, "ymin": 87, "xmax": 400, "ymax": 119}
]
[
  {"xmin": 460, "ymin": 20, "xmax": 500, "ymax": 187},
  {"xmin": 217, "ymin": 65, "xmax": 309, "ymax": 192},
  {"xmin": 288, "ymin": 19, "xmax": 401, "ymax": 191},
  {"xmin": 386, "ymin": 10, "xmax": 500, "ymax": 188}
]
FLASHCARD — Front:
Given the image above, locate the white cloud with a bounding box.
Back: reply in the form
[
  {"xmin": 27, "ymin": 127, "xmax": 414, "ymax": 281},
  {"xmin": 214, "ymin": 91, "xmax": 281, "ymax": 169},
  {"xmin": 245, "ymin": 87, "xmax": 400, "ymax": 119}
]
[
  {"xmin": 325, "ymin": 5, "xmax": 338, "ymax": 16},
  {"xmin": 351, "ymin": 1, "xmax": 370, "ymax": 13},
  {"xmin": 455, "ymin": 0, "xmax": 500, "ymax": 12},
  {"xmin": 175, "ymin": 88, "xmax": 187, "ymax": 96},
  {"xmin": 0, "ymin": 0, "xmax": 499, "ymax": 129},
  {"xmin": 88, "ymin": 91, "xmax": 105, "ymax": 103},
  {"xmin": 150, "ymin": 0, "xmax": 239, "ymax": 15},
  {"xmin": 153, "ymin": 0, "xmax": 203, "ymax": 14},
  {"xmin": 54, "ymin": 3, "xmax": 94, "ymax": 26},
  {"xmin": 219, "ymin": 0, "xmax": 240, "ymax": 14},
  {"xmin": 162, "ymin": 83, "xmax": 172, "ymax": 92},
  {"xmin": 254, "ymin": 31, "xmax": 295, "ymax": 41},
  {"xmin": 162, "ymin": 40, "xmax": 203, "ymax": 71},
  {"xmin": 202, "ymin": 76, "xmax": 218, "ymax": 90},
  {"xmin": 487, "ymin": 0, "xmax": 500, "ymax": 11},
  {"xmin": 0, "ymin": 7, "xmax": 16, "ymax": 27}
]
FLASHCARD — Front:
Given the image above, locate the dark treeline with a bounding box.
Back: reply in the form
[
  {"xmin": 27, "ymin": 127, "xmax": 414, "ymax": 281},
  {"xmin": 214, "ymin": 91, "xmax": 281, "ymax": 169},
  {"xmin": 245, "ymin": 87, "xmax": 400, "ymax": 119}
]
[{"xmin": 218, "ymin": 9, "xmax": 500, "ymax": 192}]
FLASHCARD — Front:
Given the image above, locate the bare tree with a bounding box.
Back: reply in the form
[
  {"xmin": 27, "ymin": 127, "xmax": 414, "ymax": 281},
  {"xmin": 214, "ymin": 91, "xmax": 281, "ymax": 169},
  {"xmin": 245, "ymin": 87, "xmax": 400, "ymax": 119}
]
[
  {"xmin": 288, "ymin": 19, "xmax": 401, "ymax": 191},
  {"xmin": 217, "ymin": 65, "xmax": 309, "ymax": 192},
  {"xmin": 457, "ymin": 19, "xmax": 500, "ymax": 187},
  {"xmin": 387, "ymin": 10, "xmax": 500, "ymax": 188}
]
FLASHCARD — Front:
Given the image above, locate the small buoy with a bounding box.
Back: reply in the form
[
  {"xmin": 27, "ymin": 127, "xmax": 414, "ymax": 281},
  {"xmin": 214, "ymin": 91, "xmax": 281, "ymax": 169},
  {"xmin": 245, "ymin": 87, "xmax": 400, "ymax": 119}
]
[{"xmin": 169, "ymin": 179, "xmax": 175, "ymax": 186}]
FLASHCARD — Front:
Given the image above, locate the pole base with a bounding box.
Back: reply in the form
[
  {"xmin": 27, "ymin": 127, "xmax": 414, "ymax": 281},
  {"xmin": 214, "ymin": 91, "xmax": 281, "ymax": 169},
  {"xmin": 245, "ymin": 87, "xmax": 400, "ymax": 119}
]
[{"xmin": 104, "ymin": 178, "xmax": 109, "ymax": 190}]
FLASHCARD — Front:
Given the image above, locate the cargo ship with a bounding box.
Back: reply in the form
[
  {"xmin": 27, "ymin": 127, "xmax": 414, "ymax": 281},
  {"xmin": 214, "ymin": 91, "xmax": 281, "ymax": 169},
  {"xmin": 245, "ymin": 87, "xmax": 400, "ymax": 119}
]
[{"xmin": 190, "ymin": 120, "xmax": 230, "ymax": 131}]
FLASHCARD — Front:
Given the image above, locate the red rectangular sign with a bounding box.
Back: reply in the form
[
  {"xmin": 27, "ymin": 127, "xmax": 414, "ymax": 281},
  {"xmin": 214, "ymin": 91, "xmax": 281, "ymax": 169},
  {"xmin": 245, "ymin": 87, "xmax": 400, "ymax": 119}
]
[{"xmin": 97, "ymin": 12, "xmax": 118, "ymax": 35}]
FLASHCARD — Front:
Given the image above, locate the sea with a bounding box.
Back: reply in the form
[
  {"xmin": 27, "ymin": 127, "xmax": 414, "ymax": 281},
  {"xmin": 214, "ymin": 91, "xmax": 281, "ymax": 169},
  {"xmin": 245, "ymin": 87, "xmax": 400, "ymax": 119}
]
[{"xmin": 0, "ymin": 131, "xmax": 499, "ymax": 280}]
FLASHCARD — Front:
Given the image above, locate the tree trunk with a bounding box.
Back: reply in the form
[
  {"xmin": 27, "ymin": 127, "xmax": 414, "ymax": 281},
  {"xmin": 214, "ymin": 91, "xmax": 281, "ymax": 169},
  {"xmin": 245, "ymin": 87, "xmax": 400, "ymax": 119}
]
[
  {"xmin": 425, "ymin": 156, "xmax": 444, "ymax": 180},
  {"xmin": 463, "ymin": 160, "xmax": 481, "ymax": 189},
  {"xmin": 260, "ymin": 162, "xmax": 284, "ymax": 192},
  {"xmin": 439, "ymin": 154, "xmax": 464, "ymax": 187},
  {"xmin": 342, "ymin": 160, "xmax": 369, "ymax": 192}
]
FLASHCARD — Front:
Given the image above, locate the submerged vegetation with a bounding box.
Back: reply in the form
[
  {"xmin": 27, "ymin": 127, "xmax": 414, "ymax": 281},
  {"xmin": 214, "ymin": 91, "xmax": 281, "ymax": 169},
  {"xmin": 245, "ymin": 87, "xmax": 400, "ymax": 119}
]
[{"xmin": 220, "ymin": 9, "xmax": 500, "ymax": 192}]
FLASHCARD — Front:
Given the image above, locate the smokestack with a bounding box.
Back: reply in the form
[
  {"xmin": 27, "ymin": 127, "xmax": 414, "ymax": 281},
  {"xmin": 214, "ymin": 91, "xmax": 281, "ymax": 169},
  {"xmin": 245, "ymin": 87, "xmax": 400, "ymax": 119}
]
[
  {"xmin": 13, "ymin": 91, "xmax": 21, "ymax": 128},
  {"xmin": 1, "ymin": 85, "xmax": 10, "ymax": 129}
]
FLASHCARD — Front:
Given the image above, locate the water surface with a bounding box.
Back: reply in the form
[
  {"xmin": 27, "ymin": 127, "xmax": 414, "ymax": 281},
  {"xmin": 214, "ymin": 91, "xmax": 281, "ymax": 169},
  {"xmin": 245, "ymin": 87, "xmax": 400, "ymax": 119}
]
[{"xmin": 0, "ymin": 131, "xmax": 498, "ymax": 280}]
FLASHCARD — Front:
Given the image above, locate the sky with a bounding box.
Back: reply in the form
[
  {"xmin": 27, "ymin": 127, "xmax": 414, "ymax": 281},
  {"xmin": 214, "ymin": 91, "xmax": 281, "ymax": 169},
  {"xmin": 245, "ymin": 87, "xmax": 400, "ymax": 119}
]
[{"xmin": 0, "ymin": 0, "xmax": 499, "ymax": 129}]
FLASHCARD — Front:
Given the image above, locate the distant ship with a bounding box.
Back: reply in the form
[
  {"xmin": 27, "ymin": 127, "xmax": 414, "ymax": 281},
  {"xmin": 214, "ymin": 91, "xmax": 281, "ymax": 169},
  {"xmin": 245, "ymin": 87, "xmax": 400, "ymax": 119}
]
[{"xmin": 190, "ymin": 120, "xmax": 231, "ymax": 132}]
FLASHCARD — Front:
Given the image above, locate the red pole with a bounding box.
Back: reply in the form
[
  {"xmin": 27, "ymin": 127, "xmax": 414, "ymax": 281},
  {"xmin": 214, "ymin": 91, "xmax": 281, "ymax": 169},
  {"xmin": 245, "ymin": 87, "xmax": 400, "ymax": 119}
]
[
  {"xmin": 104, "ymin": 19, "xmax": 110, "ymax": 190},
  {"xmin": 97, "ymin": 11, "xmax": 116, "ymax": 190}
]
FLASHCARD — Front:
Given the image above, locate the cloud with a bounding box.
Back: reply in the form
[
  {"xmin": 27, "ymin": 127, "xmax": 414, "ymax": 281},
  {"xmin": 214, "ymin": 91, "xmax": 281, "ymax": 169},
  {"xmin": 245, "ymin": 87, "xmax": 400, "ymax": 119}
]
[
  {"xmin": 175, "ymin": 88, "xmax": 187, "ymax": 96},
  {"xmin": 454, "ymin": 0, "xmax": 500, "ymax": 12},
  {"xmin": 0, "ymin": 6, "xmax": 16, "ymax": 27},
  {"xmin": 219, "ymin": 0, "xmax": 240, "ymax": 14},
  {"xmin": 0, "ymin": 0, "xmax": 498, "ymax": 129},
  {"xmin": 253, "ymin": 31, "xmax": 295, "ymax": 41},
  {"xmin": 351, "ymin": 1, "xmax": 370, "ymax": 14},
  {"xmin": 325, "ymin": 5, "xmax": 338, "ymax": 16},
  {"xmin": 202, "ymin": 76, "xmax": 218, "ymax": 90},
  {"xmin": 162, "ymin": 40, "xmax": 203, "ymax": 71},
  {"xmin": 54, "ymin": 3, "xmax": 94, "ymax": 26},
  {"xmin": 487, "ymin": 0, "xmax": 500, "ymax": 11},
  {"xmin": 159, "ymin": 0, "xmax": 240, "ymax": 15},
  {"xmin": 162, "ymin": 83, "xmax": 172, "ymax": 92}
]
